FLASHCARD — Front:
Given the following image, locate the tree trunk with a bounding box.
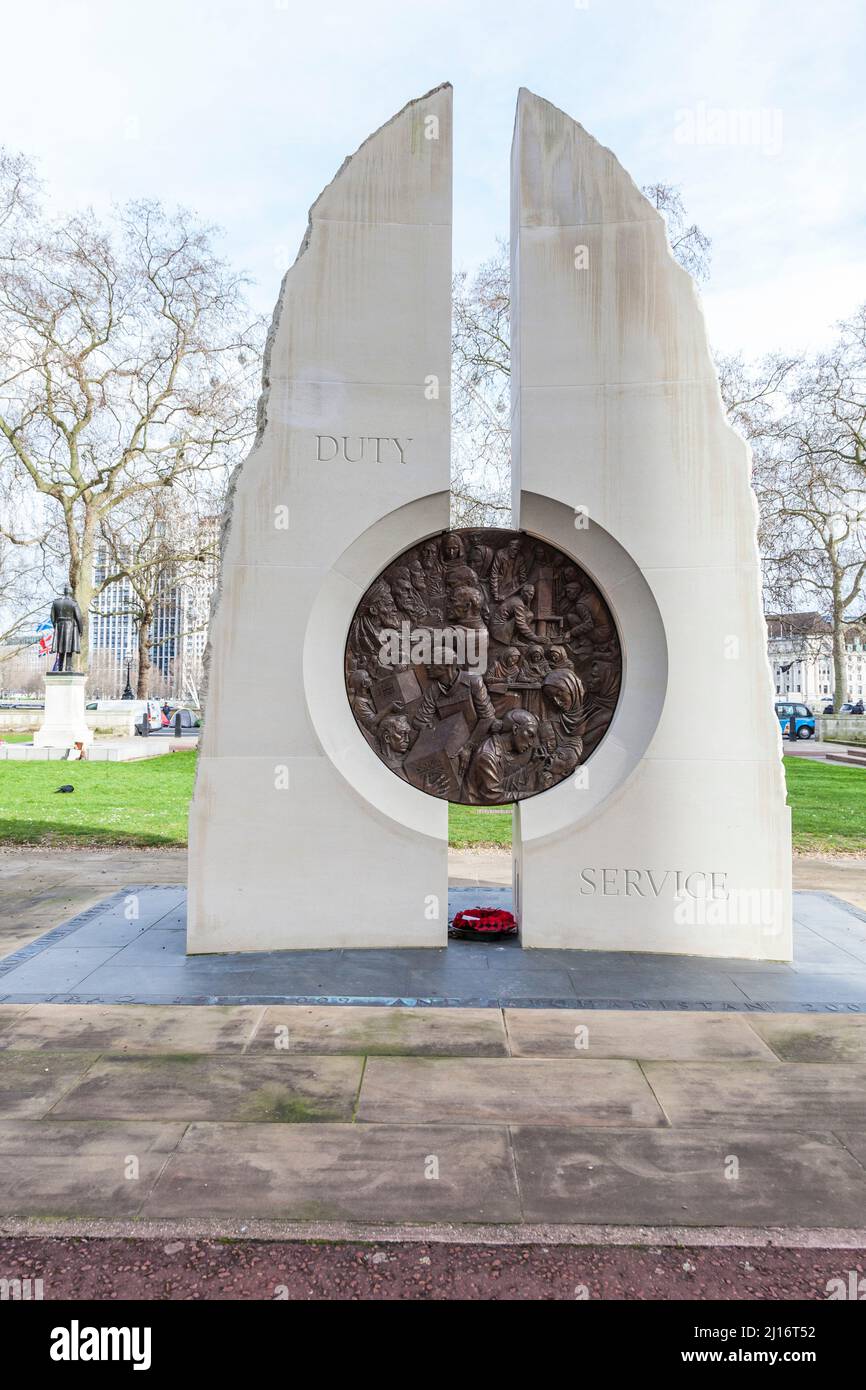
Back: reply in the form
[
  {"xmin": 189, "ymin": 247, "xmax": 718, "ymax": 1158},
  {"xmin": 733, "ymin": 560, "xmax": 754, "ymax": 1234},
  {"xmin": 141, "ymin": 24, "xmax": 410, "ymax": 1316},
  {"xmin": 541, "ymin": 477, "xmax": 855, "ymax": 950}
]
[
  {"xmin": 831, "ymin": 563, "xmax": 848, "ymax": 709},
  {"xmin": 135, "ymin": 606, "xmax": 153, "ymax": 699}
]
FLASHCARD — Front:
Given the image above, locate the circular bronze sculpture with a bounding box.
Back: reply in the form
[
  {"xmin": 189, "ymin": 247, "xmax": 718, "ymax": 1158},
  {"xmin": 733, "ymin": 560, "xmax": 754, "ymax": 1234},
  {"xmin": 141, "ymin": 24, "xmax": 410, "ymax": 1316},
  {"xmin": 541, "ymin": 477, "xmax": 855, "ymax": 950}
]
[{"xmin": 345, "ymin": 529, "xmax": 621, "ymax": 804}]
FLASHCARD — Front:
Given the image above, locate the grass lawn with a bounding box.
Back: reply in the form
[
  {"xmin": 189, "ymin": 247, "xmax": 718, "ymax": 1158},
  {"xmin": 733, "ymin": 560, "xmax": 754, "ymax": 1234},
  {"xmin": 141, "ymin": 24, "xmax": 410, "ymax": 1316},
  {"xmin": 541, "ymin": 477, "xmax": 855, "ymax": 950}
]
[
  {"xmin": 0, "ymin": 749, "xmax": 861, "ymax": 855},
  {"xmin": 0, "ymin": 750, "xmax": 196, "ymax": 846},
  {"xmin": 782, "ymin": 755, "xmax": 865, "ymax": 855},
  {"xmin": 449, "ymin": 756, "xmax": 865, "ymax": 855},
  {"xmin": 448, "ymin": 802, "xmax": 513, "ymax": 848},
  {"xmin": 0, "ymin": 732, "xmax": 36, "ymax": 743}
]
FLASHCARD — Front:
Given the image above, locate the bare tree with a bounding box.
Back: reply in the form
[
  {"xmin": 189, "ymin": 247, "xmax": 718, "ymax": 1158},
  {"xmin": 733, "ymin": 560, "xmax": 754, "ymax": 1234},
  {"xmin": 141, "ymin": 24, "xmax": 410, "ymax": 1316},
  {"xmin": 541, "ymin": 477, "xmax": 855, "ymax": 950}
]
[
  {"xmin": 715, "ymin": 350, "xmax": 799, "ymax": 443},
  {"xmin": 743, "ymin": 311, "xmax": 866, "ymax": 704},
  {"xmin": 789, "ymin": 303, "xmax": 866, "ymax": 485},
  {"xmin": 0, "ymin": 149, "xmax": 262, "ymax": 668},
  {"xmin": 766, "ymin": 486, "xmax": 865, "ymax": 707},
  {"xmin": 641, "ymin": 183, "xmax": 712, "ymax": 282},
  {"xmin": 713, "ymin": 349, "xmax": 802, "ymax": 604},
  {"xmin": 0, "ymin": 531, "xmax": 50, "ymax": 650},
  {"xmin": 451, "ymin": 240, "xmax": 511, "ymax": 527},
  {"xmin": 0, "ymin": 149, "xmax": 37, "ymax": 231},
  {"xmin": 93, "ymin": 491, "xmax": 221, "ymax": 698}
]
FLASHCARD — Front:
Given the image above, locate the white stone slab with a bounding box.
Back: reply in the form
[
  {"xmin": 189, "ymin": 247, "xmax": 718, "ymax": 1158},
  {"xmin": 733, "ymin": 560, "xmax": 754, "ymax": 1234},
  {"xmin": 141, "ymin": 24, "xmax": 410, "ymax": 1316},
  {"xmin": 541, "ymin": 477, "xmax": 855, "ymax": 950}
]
[
  {"xmin": 511, "ymin": 90, "xmax": 791, "ymax": 960},
  {"xmin": 188, "ymin": 86, "xmax": 452, "ymax": 952}
]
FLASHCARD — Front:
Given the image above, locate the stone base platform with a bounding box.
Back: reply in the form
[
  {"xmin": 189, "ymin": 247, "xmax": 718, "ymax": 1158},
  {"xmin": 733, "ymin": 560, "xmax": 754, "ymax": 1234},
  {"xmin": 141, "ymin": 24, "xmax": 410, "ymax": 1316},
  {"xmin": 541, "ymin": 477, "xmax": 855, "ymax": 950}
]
[
  {"xmin": 1, "ymin": 885, "xmax": 866, "ymax": 1011},
  {"xmin": 0, "ymin": 738, "xmax": 197, "ymax": 761}
]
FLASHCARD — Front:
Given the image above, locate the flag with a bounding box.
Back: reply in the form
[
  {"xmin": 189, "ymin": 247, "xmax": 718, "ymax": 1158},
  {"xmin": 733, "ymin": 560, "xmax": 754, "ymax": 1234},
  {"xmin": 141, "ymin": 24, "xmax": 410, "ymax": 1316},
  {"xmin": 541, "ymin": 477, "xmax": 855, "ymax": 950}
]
[{"xmin": 36, "ymin": 619, "xmax": 53, "ymax": 656}]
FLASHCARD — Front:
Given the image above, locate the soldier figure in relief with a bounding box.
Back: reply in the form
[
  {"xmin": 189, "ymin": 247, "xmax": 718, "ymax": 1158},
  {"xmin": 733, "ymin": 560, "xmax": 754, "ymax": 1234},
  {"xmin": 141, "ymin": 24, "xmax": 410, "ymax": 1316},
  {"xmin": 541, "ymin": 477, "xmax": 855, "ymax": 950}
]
[{"xmin": 489, "ymin": 537, "xmax": 527, "ymax": 601}]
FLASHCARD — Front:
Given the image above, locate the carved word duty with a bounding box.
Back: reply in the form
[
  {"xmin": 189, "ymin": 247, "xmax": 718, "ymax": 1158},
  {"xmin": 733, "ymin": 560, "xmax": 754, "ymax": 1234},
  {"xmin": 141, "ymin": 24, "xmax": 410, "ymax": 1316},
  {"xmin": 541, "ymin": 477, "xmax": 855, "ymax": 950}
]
[
  {"xmin": 316, "ymin": 435, "xmax": 412, "ymax": 464},
  {"xmin": 345, "ymin": 529, "xmax": 622, "ymax": 805}
]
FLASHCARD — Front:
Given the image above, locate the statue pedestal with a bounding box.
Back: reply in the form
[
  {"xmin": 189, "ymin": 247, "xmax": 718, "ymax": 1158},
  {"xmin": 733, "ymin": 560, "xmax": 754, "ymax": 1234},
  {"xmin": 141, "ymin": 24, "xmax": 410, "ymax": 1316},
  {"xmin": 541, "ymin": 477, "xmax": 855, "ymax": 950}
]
[{"xmin": 34, "ymin": 673, "xmax": 92, "ymax": 750}]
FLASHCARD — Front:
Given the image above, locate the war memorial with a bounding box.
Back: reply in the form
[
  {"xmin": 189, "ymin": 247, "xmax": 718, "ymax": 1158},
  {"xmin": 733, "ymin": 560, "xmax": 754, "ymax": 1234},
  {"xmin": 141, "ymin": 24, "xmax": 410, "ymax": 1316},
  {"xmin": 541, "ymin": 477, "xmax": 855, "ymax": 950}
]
[{"xmin": 187, "ymin": 85, "xmax": 791, "ymax": 962}]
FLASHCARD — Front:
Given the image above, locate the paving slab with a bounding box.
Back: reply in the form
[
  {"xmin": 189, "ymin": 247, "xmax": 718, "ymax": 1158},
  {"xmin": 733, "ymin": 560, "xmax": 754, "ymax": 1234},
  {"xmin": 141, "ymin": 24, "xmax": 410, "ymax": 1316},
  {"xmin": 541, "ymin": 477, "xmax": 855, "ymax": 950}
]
[
  {"xmin": 357, "ymin": 1057, "xmax": 667, "ymax": 1127},
  {"xmin": 565, "ymin": 960, "xmax": 752, "ymax": 1004},
  {"xmin": 249, "ymin": 1006, "xmax": 508, "ymax": 1056},
  {"xmin": 143, "ymin": 1122, "xmax": 521, "ymax": 1223},
  {"xmin": 787, "ymin": 930, "xmax": 864, "ymax": 968},
  {"xmin": 643, "ymin": 1061, "xmax": 866, "ymax": 1128},
  {"xmin": 0, "ymin": 1005, "xmax": 31, "ymax": 1033},
  {"xmin": 504, "ymin": 1009, "xmax": 777, "ymax": 1060},
  {"xmin": 0, "ymin": 1118, "xmax": 185, "ymax": 1155},
  {"xmin": 511, "ymin": 1127, "xmax": 866, "ymax": 1227},
  {"xmin": 0, "ymin": 1119, "xmax": 186, "ymax": 1218},
  {"xmin": 0, "ymin": 946, "xmax": 130, "ymax": 993},
  {"xmin": 42, "ymin": 919, "xmax": 156, "ymax": 951},
  {"xmin": 44, "ymin": 887, "xmax": 186, "ymax": 938},
  {"xmin": 57, "ymin": 955, "xmax": 416, "ymax": 1003},
  {"xmin": 788, "ymin": 934, "xmax": 866, "ymax": 969},
  {"xmin": 0, "ymin": 1004, "xmax": 263, "ymax": 1054},
  {"xmin": 406, "ymin": 966, "xmax": 582, "ymax": 1003},
  {"xmin": 50, "ymin": 1055, "xmax": 363, "ymax": 1123},
  {"xmin": 482, "ymin": 947, "xmax": 593, "ymax": 973},
  {"xmin": 0, "ymin": 1051, "xmax": 99, "ymax": 1118},
  {"xmin": 806, "ymin": 941, "xmax": 866, "ymax": 971},
  {"xmin": 730, "ymin": 968, "xmax": 866, "ymax": 1005},
  {"xmin": 748, "ymin": 1013, "xmax": 866, "ymax": 1064},
  {"xmin": 46, "ymin": 962, "xmax": 269, "ymax": 1001},
  {"xmin": 402, "ymin": 970, "xmax": 501, "ymax": 1003}
]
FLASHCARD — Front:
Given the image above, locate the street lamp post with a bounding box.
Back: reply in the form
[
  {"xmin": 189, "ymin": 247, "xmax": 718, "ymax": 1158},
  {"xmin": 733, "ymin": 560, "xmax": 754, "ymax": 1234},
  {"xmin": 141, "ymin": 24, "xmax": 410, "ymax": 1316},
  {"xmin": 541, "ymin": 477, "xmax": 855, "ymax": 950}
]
[{"xmin": 121, "ymin": 654, "xmax": 134, "ymax": 701}]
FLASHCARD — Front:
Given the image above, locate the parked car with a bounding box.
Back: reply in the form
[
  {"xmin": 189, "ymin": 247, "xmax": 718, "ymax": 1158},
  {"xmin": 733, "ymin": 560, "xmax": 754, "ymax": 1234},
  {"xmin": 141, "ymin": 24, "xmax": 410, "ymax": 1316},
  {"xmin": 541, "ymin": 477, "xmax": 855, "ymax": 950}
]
[
  {"xmin": 775, "ymin": 702, "xmax": 815, "ymax": 739},
  {"xmin": 822, "ymin": 702, "xmax": 855, "ymax": 715}
]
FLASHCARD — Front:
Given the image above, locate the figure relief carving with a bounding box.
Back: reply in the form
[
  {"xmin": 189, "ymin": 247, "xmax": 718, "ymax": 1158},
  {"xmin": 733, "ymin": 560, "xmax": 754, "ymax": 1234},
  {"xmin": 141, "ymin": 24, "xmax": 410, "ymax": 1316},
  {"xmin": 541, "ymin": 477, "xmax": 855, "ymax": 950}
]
[{"xmin": 345, "ymin": 529, "xmax": 621, "ymax": 804}]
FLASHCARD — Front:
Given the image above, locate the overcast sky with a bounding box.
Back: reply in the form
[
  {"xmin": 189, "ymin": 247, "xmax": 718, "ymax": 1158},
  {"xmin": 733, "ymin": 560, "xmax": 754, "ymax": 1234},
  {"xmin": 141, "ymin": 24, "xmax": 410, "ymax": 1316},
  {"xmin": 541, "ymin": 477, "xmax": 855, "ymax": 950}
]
[{"xmin": 1, "ymin": 0, "xmax": 863, "ymax": 358}]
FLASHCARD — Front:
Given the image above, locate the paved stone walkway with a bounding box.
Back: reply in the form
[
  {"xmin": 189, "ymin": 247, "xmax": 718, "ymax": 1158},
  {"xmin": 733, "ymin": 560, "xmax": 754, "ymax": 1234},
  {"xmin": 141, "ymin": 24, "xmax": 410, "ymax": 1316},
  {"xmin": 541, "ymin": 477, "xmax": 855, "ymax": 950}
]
[
  {"xmin": 2, "ymin": 847, "xmax": 865, "ymax": 1232},
  {"xmin": 0, "ymin": 848, "xmax": 186, "ymax": 959},
  {"xmin": 1, "ymin": 1002, "xmax": 866, "ymax": 1228}
]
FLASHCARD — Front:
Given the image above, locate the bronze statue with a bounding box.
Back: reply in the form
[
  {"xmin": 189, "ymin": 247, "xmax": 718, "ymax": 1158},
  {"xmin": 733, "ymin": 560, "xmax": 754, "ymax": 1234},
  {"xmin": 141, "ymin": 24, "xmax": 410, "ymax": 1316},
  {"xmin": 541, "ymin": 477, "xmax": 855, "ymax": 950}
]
[
  {"xmin": 49, "ymin": 584, "xmax": 84, "ymax": 673},
  {"xmin": 344, "ymin": 528, "xmax": 622, "ymax": 804}
]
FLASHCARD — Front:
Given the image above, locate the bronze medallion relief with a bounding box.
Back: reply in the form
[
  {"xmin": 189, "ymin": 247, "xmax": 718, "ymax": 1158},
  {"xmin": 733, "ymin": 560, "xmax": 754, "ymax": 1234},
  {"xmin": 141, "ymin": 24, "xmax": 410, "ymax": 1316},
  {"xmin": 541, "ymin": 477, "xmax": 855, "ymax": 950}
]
[{"xmin": 345, "ymin": 529, "xmax": 621, "ymax": 804}]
